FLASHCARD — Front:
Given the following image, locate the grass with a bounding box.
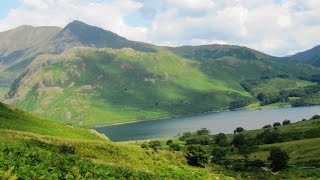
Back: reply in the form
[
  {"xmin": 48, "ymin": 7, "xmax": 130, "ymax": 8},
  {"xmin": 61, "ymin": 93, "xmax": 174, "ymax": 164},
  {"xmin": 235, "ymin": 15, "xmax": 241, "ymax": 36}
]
[
  {"xmin": 6, "ymin": 46, "xmax": 320, "ymax": 127},
  {"xmin": 0, "ymin": 102, "xmax": 231, "ymax": 179}
]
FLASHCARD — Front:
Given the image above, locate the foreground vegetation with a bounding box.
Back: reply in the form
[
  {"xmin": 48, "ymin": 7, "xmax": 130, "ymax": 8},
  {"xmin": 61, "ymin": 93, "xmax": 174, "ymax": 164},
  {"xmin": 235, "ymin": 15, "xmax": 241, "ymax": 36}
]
[
  {"xmin": 135, "ymin": 115, "xmax": 320, "ymax": 179},
  {"xmin": 0, "ymin": 102, "xmax": 232, "ymax": 179}
]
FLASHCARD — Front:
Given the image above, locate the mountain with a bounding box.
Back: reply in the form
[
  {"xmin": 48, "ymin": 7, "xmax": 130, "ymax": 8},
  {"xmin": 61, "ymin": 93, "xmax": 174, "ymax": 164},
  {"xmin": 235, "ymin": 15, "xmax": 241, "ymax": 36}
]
[
  {"xmin": 0, "ymin": 21, "xmax": 157, "ymax": 99},
  {"xmin": 289, "ymin": 45, "xmax": 320, "ymax": 67},
  {"xmin": 51, "ymin": 20, "xmax": 156, "ymax": 53},
  {"xmin": 0, "ymin": 25, "xmax": 61, "ymax": 88},
  {"xmin": 2, "ymin": 20, "xmax": 320, "ymax": 126}
]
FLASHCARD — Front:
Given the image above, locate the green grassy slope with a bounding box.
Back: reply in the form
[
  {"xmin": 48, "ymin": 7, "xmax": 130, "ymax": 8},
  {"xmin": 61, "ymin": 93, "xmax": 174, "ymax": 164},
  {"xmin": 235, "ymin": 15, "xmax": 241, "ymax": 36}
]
[
  {"xmin": 0, "ymin": 103, "xmax": 230, "ymax": 179},
  {"xmin": 5, "ymin": 45, "xmax": 320, "ymax": 126}
]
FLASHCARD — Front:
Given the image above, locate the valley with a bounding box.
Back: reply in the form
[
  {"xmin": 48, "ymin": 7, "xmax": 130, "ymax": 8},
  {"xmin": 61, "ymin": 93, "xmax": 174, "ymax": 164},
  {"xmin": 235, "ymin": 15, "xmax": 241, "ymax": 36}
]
[{"xmin": 1, "ymin": 21, "xmax": 320, "ymax": 127}]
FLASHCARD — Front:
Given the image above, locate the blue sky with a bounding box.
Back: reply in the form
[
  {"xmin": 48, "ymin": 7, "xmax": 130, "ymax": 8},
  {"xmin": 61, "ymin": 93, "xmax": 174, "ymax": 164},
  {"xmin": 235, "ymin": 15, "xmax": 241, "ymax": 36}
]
[
  {"xmin": 0, "ymin": 0, "xmax": 319, "ymax": 56},
  {"xmin": 0, "ymin": 0, "xmax": 19, "ymax": 18}
]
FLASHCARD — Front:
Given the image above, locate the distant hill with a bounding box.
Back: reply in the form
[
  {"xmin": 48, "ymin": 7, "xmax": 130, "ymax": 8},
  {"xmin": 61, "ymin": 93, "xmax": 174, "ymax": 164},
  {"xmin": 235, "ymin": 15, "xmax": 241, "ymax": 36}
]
[
  {"xmin": 2, "ymin": 20, "xmax": 320, "ymax": 126},
  {"xmin": 289, "ymin": 45, "xmax": 320, "ymax": 67}
]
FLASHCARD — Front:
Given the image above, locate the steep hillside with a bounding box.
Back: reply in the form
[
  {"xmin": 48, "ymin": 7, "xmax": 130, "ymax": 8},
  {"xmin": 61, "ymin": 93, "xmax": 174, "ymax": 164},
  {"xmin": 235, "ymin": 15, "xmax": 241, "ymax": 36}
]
[
  {"xmin": 51, "ymin": 20, "xmax": 156, "ymax": 54},
  {"xmin": 0, "ymin": 103, "xmax": 229, "ymax": 179},
  {"xmin": 5, "ymin": 45, "xmax": 320, "ymax": 127},
  {"xmin": 289, "ymin": 45, "xmax": 320, "ymax": 67},
  {"xmin": 0, "ymin": 25, "xmax": 61, "ymax": 96}
]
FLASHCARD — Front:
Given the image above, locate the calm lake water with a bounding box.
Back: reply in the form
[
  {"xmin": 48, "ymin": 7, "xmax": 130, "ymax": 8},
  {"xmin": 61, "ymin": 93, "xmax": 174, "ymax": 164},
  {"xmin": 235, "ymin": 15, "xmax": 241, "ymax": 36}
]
[{"xmin": 95, "ymin": 106, "xmax": 320, "ymax": 142}]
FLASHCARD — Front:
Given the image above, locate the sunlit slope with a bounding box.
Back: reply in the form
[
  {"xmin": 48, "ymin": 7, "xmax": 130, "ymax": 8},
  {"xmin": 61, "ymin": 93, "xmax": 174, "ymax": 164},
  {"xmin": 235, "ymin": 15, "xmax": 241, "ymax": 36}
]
[
  {"xmin": 6, "ymin": 46, "xmax": 320, "ymax": 126},
  {"xmin": 6, "ymin": 47, "xmax": 252, "ymax": 126},
  {"xmin": 0, "ymin": 102, "xmax": 229, "ymax": 179}
]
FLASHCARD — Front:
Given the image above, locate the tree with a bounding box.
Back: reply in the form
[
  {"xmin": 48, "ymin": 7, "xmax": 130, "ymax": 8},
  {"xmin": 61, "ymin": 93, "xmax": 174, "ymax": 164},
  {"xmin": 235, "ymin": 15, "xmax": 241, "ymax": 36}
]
[
  {"xmin": 215, "ymin": 133, "xmax": 229, "ymax": 147},
  {"xmin": 141, "ymin": 142, "xmax": 148, "ymax": 149},
  {"xmin": 234, "ymin": 127, "xmax": 245, "ymax": 134},
  {"xmin": 273, "ymin": 122, "xmax": 281, "ymax": 127},
  {"xmin": 231, "ymin": 134, "xmax": 246, "ymax": 148},
  {"xmin": 169, "ymin": 143, "xmax": 181, "ymax": 151},
  {"xmin": 179, "ymin": 132, "xmax": 192, "ymax": 141},
  {"xmin": 148, "ymin": 140, "xmax": 162, "ymax": 151},
  {"xmin": 196, "ymin": 128, "xmax": 211, "ymax": 135},
  {"xmin": 211, "ymin": 147, "xmax": 226, "ymax": 162},
  {"xmin": 185, "ymin": 145, "xmax": 209, "ymax": 167},
  {"xmin": 256, "ymin": 131, "xmax": 282, "ymax": 144},
  {"xmin": 282, "ymin": 119, "xmax": 291, "ymax": 125},
  {"xmin": 262, "ymin": 124, "xmax": 272, "ymax": 129},
  {"xmin": 268, "ymin": 148, "xmax": 289, "ymax": 171},
  {"xmin": 232, "ymin": 134, "xmax": 256, "ymax": 159},
  {"xmin": 166, "ymin": 139, "xmax": 173, "ymax": 145}
]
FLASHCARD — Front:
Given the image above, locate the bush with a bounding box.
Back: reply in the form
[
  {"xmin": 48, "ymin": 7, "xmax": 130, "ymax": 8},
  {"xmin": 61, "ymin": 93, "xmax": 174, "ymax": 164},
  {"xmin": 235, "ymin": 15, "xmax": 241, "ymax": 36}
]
[
  {"xmin": 196, "ymin": 128, "xmax": 211, "ymax": 135},
  {"xmin": 310, "ymin": 115, "xmax": 320, "ymax": 120},
  {"xmin": 211, "ymin": 147, "xmax": 226, "ymax": 163},
  {"xmin": 256, "ymin": 131, "xmax": 282, "ymax": 144},
  {"xmin": 234, "ymin": 127, "xmax": 245, "ymax": 134},
  {"xmin": 166, "ymin": 139, "xmax": 173, "ymax": 145},
  {"xmin": 215, "ymin": 133, "xmax": 229, "ymax": 147},
  {"xmin": 245, "ymin": 160, "xmax": 265, "ymax": 168},
  {"xmin": 186, "ymin": 136, "xmax": 213, "ymax": 145},
  {"xmin": 141, "ymin": 142, "xmax": 148, "ymax": 149},
  {"xmin": 185, "ymin": 145, "xmax": 209, "ymax": 167},
  {"xmin": 268, "ymin": 148, "xmax": 289, "ymax": 172},
  {"xmin": 262, "ymin": 124, "xmax": 272, "ymax": 129},
  {"xmin": 59, "ymin": 144, "xmax": 75, "ymax": 154},
  {"xmin": 179, "ymin": 132, "xmax": 192, "ymax": 141},
  {"xmin": 282, "ymin": 120, "xmax": 291, "ymax": 125},
  {"xmin": 273, "ymin": 122, "xmax": 281, "ymax": 127},
  {"xmin": 148, "ymin": 140, "xmax": 162, "ymax": 151},
  {"xmin": 169, "ymin": 143, "xmax": 181, "ymax": 151}
]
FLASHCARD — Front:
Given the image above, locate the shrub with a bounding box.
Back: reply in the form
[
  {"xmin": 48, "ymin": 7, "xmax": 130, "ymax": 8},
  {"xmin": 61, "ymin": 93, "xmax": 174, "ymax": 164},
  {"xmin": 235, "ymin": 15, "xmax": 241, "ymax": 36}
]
[
  {"xmin": 141, "ymin": 142, "xmax": 148, "ymax": 149},
  {"xmin": 268, "ymin": 148, "xmax": 289, "ymax": 172},
  {"xmin": 262, "ymin": 124, "xmax": 272, "ymax": 129},
  {"xmin": 166, "ymin": 139, "xmax": 173, "ymax": 145},
  {"xmin": 196, "ymin": 128, "xmax": 211, "ymax": 135},
  {"xmin": 273, "ymin": 122, "xmax": 281, "ymax": 127},
  {"xmin": 179, "ymin": 132, "xmax": 192, "ymax": 141},
  {"xmin": 169, "ymin": 143, "xmax": 181, "ymax": 151},
  {"xmin": 282, "ymin": 120, "xmax": 291, "ymax": 125},
  {"xmin": 234, "ymin": 127, "xmax": 245, "ymax": 134},
  {"xmin": 215, "ymin": 133, "xmax": 229, "ymax": 147},
  {"xmin": 59, "ymin": 144, "xmax": 75, "ymax": 154},
  {"xmin": 310, "ymin": 115, "xmax": 320, "ymax": 120},
  {"xmin": 211, "ymin": 147, "xmax": 226, "ymax": 163},
  {"xmin": 245, "ymin": 160, "xmax": 265, "ymax": 168},
  {"xmin": 148, "ymin": 140, "xmax": 162, "ymax": 151},
  {"xmin": 186, "ymin": 136, "xmax": 213, "ymax": 145},
  {"xmin": 185, "ymin": 145, "xmax": 209, "ymax": 167},
  {"xmin": 256, "ymin": 131, "xmax": 282, "ymax": 144}
]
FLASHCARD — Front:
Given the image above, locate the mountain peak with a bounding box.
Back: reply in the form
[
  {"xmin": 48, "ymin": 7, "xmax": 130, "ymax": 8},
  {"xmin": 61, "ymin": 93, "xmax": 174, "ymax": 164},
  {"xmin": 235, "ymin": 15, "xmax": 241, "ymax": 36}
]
[{"xmin": 53, "ymin": 20, "xmax": 156, "ymax": 53}]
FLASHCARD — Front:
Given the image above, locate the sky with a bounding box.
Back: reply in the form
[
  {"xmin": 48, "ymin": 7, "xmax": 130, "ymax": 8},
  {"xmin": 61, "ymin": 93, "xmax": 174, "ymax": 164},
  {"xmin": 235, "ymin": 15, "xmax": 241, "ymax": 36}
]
[{"xmin": 0, "ymin": 0, "xmax": 320, "ymax": 56}]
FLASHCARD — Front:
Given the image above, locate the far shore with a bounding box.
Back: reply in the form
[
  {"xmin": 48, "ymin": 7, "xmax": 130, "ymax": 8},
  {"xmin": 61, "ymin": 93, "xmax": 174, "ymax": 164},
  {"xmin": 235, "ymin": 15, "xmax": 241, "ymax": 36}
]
[{"xmin": 93, "ymin": 103, "xmax": 299, "ymax": 128}]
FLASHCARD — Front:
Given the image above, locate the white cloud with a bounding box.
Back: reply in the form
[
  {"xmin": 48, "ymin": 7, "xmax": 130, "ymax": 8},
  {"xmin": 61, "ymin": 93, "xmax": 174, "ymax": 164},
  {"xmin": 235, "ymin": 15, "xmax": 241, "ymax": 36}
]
[{"xmin": 0, "ymin": 0, "xmax": 320, "ymax": 56}]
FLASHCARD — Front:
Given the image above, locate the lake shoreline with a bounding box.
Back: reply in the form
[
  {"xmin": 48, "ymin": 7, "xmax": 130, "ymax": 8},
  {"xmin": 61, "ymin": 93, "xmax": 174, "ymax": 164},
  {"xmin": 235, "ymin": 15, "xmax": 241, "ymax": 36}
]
[{"xmin": 94, "ymin": 103, "xmax": 303, "ymax": 128}]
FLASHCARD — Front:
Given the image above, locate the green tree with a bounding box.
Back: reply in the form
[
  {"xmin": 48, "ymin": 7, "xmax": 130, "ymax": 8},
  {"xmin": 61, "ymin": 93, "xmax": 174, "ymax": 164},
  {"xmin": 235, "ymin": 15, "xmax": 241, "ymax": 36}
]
[
  {"xmin": 268, "ymin": 148, "xmax": 289, "ymax": 171},
  {"xmin": 166, "ymin": 139, "xmax": 173, "ymax": 145},
  {"xmin": 148, "ymin": 140, "xmax": 162, "ymax": 151},
  {"xmin": 185, "ymin": 145, "xmax": 209, "ymax": 167},
  {"xmin": 215, "ymin": 133, "xmax": 229, "ymax": 147},
  {"xmin": 211, "ymin": 147, "xmax": 226, "ymax": 162},
  {"xmin": 169, "ymin": 143, "xmax": 181, "ymax": 151},
  {"xmin": 196, "ymin": 128, "xmax": 211, "ymax": 135}
]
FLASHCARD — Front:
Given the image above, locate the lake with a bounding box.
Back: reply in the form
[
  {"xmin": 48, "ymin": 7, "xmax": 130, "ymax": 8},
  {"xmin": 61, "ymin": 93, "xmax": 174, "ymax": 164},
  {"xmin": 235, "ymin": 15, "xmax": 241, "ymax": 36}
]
[{"xmin": 95, "ymin": 106, "xmax": 320, "ymax": 142}]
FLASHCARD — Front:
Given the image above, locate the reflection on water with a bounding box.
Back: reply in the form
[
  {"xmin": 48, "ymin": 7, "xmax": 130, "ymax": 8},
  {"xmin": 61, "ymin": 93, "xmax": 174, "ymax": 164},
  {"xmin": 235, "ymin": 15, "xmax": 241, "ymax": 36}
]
[{"xmin": 95, "ymin": 106, "xmax": 320, "ymax": 142}]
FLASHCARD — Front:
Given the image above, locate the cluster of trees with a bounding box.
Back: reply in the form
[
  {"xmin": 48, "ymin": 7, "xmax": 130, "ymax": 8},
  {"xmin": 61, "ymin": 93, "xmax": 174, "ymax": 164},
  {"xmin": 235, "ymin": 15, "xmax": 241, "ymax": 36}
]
[
  {"xmin": 179, "ymin": 128, "xmax": 289, "ymax": 172},
  {"xmin": 141, "ymin": 139, "xmax": 181, "ymax": 152},
  {"xmin": 241, "ymin": 78, "xmax": 320, "ymax": 106}
]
